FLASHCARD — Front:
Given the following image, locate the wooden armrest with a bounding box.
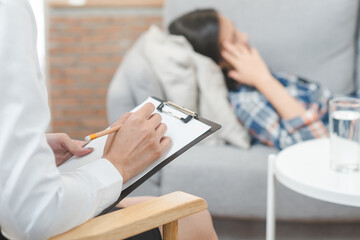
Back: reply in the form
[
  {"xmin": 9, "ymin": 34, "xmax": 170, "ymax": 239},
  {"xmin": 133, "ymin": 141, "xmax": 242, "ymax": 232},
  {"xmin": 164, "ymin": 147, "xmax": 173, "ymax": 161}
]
[{"xmin": 50, "ymin": 191, "xmax": 208, "ymax": 240}]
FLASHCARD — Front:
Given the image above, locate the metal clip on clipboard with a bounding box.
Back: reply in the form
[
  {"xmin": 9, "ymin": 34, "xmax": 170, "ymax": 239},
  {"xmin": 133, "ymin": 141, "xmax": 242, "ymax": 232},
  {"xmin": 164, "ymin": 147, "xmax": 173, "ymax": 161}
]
[{"xmin": 157, "ymin": 101, "xmax": 198, "ymax": 123}]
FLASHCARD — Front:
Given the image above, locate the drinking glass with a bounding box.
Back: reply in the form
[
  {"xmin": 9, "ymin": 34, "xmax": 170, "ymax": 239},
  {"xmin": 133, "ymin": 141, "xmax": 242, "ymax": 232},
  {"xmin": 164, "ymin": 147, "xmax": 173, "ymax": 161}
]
[{"xmin": 329, "ymin": 97, "xmax": 360, "ymax": 172}]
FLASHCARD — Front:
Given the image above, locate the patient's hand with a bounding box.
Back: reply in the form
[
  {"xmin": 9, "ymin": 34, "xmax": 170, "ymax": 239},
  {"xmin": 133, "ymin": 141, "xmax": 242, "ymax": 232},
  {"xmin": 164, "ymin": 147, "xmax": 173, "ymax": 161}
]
[
  {"xmin": 221, "ymin": 41, "xmax": 272, "ymax": 88},
  {"xmin": 46, "ymin": 133, "xmax": 94, "ymax": 167}
]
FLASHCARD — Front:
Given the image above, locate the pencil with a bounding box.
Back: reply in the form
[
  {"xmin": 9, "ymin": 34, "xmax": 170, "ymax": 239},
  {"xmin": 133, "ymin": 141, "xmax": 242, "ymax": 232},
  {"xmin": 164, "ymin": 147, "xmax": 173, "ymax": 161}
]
[{"xmin": 85, "ymin": 125, "xmax": 122, "ymax": 141}]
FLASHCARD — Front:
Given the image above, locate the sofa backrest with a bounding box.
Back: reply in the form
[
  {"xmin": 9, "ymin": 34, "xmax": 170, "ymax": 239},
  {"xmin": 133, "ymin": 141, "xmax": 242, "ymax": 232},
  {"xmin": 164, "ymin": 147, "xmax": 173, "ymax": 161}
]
[{"xmin": 164, "ymin": 0, "xmax": 360, "ymax": 95}]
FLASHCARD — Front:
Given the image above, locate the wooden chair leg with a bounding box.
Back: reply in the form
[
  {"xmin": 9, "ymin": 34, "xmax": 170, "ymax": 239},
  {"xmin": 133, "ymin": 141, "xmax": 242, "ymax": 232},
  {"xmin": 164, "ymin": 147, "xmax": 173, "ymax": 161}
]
[{"xmin": 163, "ymin": 220, "xmax": 178, "ymax": 240}]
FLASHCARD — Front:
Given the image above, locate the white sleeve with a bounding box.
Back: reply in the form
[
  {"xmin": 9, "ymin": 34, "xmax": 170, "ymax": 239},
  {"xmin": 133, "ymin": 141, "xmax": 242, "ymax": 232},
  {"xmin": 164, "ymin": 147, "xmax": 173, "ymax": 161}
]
[{"xmin": 0, "ymin": 1, "xmax": 123, "ymax": 239}]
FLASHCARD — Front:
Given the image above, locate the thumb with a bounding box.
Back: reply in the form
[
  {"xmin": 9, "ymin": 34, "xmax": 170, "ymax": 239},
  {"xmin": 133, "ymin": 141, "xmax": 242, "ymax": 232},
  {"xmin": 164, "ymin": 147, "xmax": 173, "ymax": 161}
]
[
  {"xmin": 73, "ymin": 147, "xmax": 94, "ymax": 157},
  {"xmin": 74, "ymin": 140, "xmax": 94, "ymax": 157},
  {"xmin": 64, "ymin": 139, "xmax": 94, "ymax": 157}
]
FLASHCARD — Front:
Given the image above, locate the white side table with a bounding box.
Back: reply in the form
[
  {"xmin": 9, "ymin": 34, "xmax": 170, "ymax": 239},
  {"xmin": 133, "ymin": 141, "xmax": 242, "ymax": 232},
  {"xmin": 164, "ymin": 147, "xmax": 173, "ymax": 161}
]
[{"xmin": 266, "ymin": 138, "xmax": 360, "ymax": 240}]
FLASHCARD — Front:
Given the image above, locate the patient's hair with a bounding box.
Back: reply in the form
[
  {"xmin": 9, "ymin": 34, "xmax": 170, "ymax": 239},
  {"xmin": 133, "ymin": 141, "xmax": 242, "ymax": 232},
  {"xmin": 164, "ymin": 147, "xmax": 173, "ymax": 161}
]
[
  {"xmin": 169, "ymin": 8, "xmax": 238, "ymax": 91},
  {"xmin": 169, "ymin": 9, "xmax": 221, "ymax": 64}
]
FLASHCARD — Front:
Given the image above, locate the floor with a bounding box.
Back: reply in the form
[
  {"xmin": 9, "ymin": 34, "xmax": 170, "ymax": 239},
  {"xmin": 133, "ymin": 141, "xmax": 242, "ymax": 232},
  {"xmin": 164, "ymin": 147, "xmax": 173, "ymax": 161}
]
[{"xmin": 213, "ymin": 218, "xmax": 360, "ymax": 240}]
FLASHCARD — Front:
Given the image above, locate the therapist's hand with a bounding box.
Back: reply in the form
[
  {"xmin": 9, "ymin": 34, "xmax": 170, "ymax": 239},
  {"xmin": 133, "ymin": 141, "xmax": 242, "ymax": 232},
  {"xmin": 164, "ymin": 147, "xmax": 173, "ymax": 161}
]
[
  {"xmin": 46, "ymin": 133, "xmax": 94, "ymax": 167},
  {"xmin": 103, "ymin": 103, "xmax": 172, "ymax": 183}
]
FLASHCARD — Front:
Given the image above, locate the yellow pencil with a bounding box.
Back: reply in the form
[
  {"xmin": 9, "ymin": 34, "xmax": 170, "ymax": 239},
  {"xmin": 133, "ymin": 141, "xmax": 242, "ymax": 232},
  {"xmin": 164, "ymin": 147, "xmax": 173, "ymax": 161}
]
[{"xmin": 85, "ymin": 125, "xmax": 122, "ymax": 141}]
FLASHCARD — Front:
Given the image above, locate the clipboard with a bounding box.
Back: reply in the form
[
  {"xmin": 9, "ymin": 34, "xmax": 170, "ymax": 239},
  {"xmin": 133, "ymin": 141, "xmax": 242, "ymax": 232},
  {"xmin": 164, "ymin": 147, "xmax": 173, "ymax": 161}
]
[
  {"xmin": 58, "ymin": 97, "xmax": 221, "ymax": 215},
  {"xmin": 100, "ymin": 97, "xmax": 221, "ymax": 215}
]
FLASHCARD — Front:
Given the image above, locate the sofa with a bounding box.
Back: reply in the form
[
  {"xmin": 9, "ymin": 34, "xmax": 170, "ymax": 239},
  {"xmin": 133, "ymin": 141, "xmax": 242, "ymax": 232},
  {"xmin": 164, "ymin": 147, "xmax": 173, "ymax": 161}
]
[{"xmin": 107, "ymin": 0, "xmax": 360, "ymax": 235}]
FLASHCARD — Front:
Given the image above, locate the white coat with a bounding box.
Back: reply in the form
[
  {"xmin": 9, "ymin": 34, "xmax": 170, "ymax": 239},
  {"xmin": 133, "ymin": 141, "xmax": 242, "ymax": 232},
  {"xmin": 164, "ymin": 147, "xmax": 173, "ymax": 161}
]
[{"xmin": 0, "ymin": 0, "xmax": 123, "ymax": 239}]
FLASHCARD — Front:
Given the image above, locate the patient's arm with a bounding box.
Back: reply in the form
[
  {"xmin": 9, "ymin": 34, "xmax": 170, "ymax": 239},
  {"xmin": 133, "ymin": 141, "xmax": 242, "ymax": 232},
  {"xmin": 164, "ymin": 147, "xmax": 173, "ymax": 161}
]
[{"xmin": 253, "ymin": 75, "xmax": 306, "ymax": 119}]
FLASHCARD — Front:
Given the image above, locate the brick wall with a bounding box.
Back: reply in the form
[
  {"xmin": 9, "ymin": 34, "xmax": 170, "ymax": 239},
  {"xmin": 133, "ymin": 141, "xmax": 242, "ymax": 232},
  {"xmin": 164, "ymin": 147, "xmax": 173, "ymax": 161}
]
[{"xmin": 48, "ymin": 2, "xmax": 163, "ymax": 139}]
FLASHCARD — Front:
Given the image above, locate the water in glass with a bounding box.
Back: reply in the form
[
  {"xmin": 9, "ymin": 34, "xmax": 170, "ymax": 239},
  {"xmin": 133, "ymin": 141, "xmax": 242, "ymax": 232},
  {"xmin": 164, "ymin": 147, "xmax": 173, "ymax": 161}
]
[{"xmin": 330, "ymin": 110, "xmax": 360, "ymax": 172}]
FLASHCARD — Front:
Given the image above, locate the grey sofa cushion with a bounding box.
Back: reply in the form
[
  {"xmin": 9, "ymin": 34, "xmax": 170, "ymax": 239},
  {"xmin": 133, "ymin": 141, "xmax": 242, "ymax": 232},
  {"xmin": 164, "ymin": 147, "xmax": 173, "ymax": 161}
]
[
  {"xmin": 160, "ymin": 144, "xmax": 360, "ymax": 220},
  {"xmin": 160, "ymin": 144, "xmax": 277, "ymax": 218},
  {"xmin": 164, "ymin": 0, "xmax": 359, "ymax": 94}
]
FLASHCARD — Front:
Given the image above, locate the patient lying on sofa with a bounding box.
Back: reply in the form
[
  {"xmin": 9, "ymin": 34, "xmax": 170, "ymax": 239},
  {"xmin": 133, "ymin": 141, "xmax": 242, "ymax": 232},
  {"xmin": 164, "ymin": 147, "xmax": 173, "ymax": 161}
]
[{"xmin": 169, "ymin": 8, "xmax": 334, "ymax": 150}]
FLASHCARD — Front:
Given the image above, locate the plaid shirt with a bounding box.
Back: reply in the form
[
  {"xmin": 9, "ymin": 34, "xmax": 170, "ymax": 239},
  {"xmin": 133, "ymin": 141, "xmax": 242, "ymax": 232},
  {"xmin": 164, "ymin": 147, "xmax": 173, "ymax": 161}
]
[{"xmin": 228, "ymin": 72, "xmax": 332, "ymax": 150}]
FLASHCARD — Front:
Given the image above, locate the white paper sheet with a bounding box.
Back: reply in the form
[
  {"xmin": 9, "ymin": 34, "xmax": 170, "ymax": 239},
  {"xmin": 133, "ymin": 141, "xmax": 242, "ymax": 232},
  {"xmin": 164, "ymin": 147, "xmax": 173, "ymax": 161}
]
[{"xmin": 59, "ymin": 97, "xmax": 211, "ymax": 190}]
